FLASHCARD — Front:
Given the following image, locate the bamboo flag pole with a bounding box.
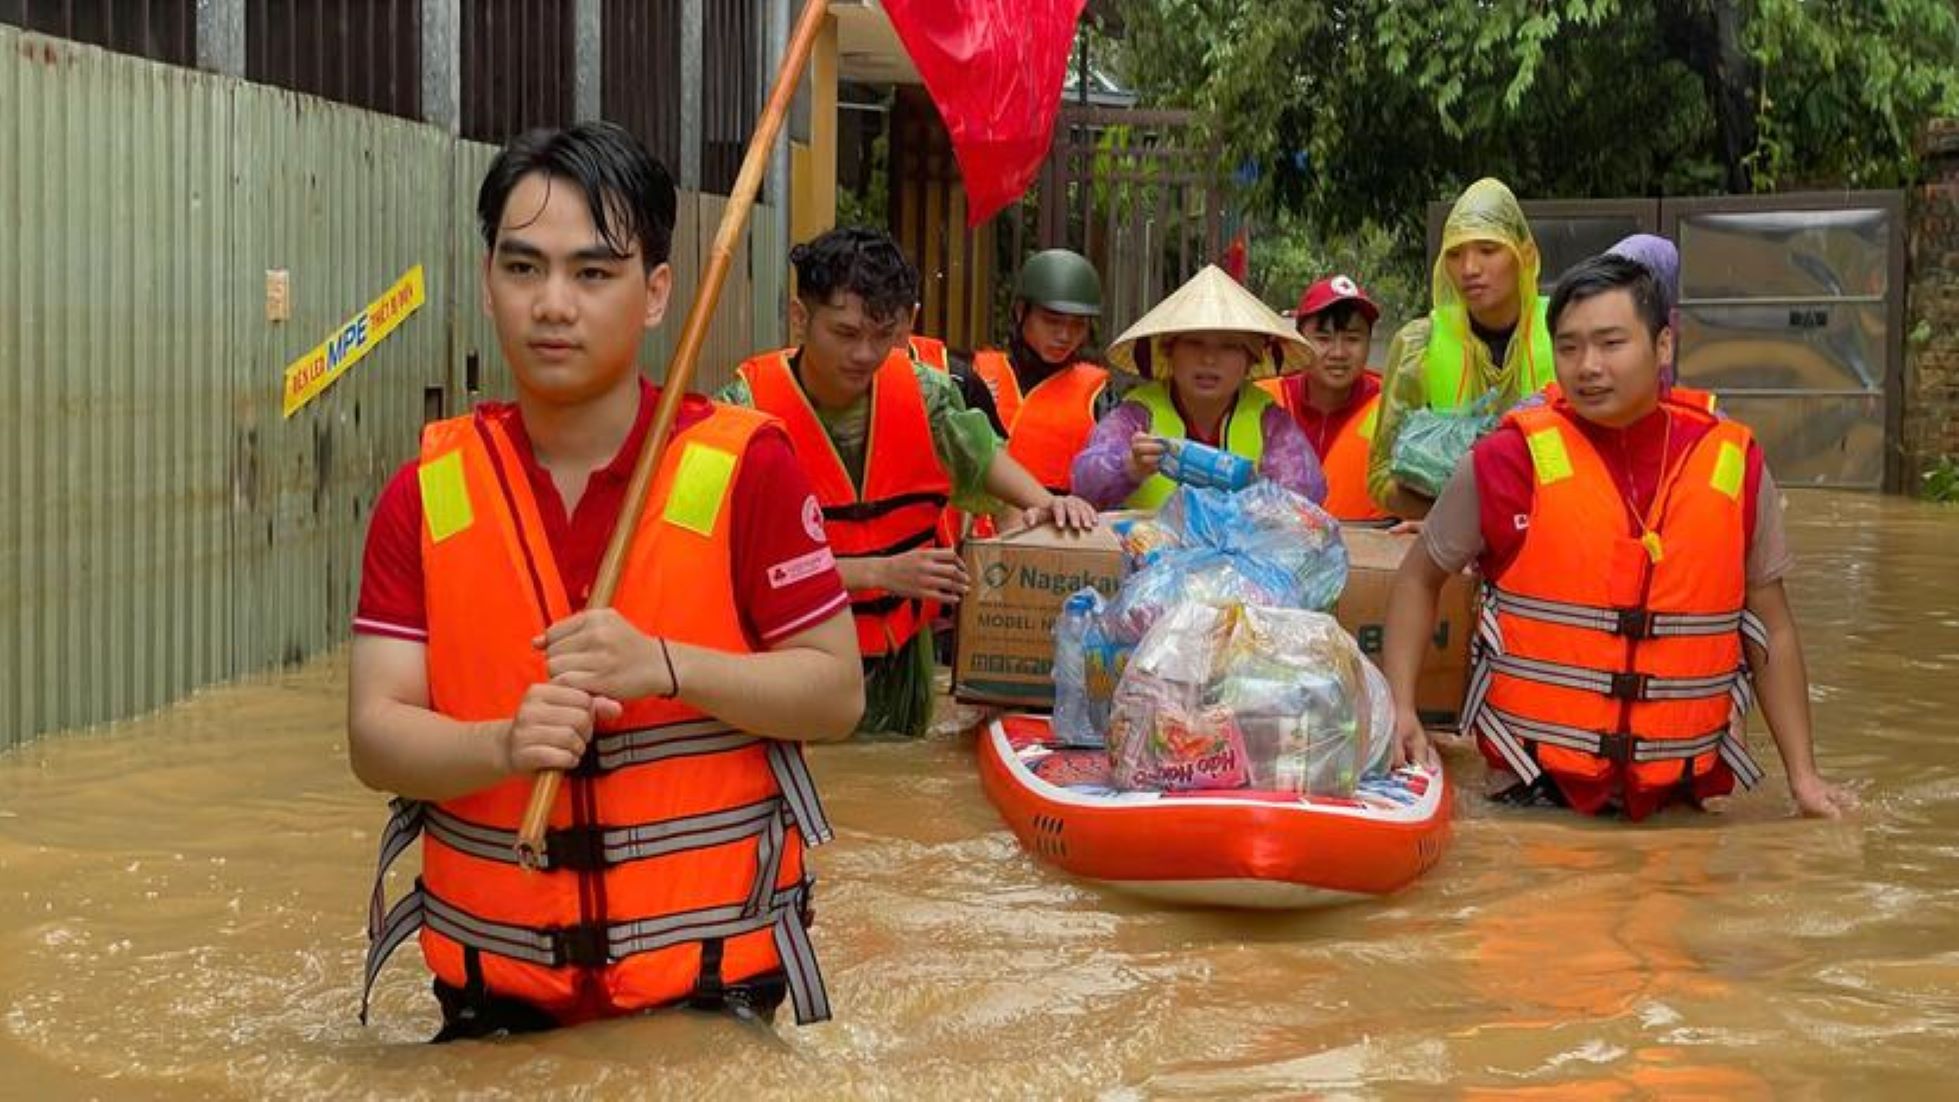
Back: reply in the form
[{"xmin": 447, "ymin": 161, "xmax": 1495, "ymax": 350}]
[{"xmin": 516, "ymin": 0, "xmax": 832, "ymax": 868}]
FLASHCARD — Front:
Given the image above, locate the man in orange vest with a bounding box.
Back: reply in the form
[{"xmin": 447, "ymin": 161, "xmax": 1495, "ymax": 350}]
[
  {"xmin": 348, "ymin": 123, "xmax": 865, "ymax": 1039},
  {"xmin": 1263, "ymin": 275, "xmax": 1390, "ymax": 523},
  {"xmin": 719, "ymin": 227, "xmax": 1097, "ymax": 739},
  {"xmin": 969, "ymin": 249, "xmax": 1123, "ymax": 494},
  {"xmin": 1382, "ymin": 253, "xmax": 1853, "ymax": 821}
]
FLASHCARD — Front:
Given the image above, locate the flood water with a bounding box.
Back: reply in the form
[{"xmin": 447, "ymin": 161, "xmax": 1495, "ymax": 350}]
[{"xmin": 3, "ymin": 492, "xmax": 1955, "ymax": 1098}]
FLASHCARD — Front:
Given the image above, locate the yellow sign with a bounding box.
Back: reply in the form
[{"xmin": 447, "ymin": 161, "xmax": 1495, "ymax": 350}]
[{"xmin": 281, "ymin": 265, "xmax": 426, "ymax": 418}]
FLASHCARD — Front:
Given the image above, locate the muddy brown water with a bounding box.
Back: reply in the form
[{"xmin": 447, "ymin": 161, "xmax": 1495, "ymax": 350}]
[{"xmin": 3, "ymin": 492, "xmax": 1955, "ymax": 1098}]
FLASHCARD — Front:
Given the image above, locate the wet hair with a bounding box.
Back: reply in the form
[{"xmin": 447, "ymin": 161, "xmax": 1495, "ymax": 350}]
[
  {"xmin": 790, "ymin": 227, "xmax": 919, "ymax": 324},
  {"xmin": 1297, "ymin": 300, "xmax": 1373, "ymax": 334},
  {"xmin": 1547, "ymin": 254, "xmax": 1670, "ymax": 340},
  {"xmin": 477, "ymin": 121, "xmax": 677, "ymax": 269}
]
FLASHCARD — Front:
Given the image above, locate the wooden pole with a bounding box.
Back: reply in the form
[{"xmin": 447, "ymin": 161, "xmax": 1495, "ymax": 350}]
[{"xmin": 516, "ymin": 0, "xmax": 832, "ymax": 868}]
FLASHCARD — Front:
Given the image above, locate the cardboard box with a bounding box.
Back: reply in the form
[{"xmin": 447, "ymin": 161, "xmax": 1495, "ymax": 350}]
[
  {"xmin": 953, "ymin": 522, "xmax": 1125, "ymax": 708},
  {"xmin": 1334, "ymin": 528, "xmax": 1476, "ymax": 726}
]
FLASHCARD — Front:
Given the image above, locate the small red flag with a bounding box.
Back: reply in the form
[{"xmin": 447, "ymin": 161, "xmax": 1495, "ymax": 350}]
[
  {"xmin": 882, "ymin": 0, "xmax": 1088, "ymax": 227},
  {"xmin": 1220, "ymin": 228, "xmax": 1250, "ymax": 283}
]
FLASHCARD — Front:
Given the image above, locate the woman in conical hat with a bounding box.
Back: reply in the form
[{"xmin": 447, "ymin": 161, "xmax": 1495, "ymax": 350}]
[{"xmin": 1069, "ymin": 265, "xmax": 1327, "ymax": 510}]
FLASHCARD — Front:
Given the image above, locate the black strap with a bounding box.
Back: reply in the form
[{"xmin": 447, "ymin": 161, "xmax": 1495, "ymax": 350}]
[
  {"xmin": 462, "ymin": 946, "xmax": 486, "ymax": 1004},
  {"xmin": 850, "ymin": 593, "xmax": 919, "ymax": 617},
  {"xmin": 836, "ymin": 527, "xmax": 940, "ymax": 561},
  {"xmin": 822, "ymin": 491, "xmax": 948, "ymax": 523},
  {"xmin": 690, "ymin": 937, "xmax": 727, "ymax": 1009}
]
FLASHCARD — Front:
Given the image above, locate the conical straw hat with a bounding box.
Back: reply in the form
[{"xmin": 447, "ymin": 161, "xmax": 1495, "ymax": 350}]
[{"xmin": 1105, "ymin": 265, "xmax": 1309, "ymax": 379}]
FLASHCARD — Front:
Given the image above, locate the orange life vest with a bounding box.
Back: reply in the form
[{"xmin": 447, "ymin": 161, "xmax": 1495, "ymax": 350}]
[
  {"xmin": 362, "ymin": 403, "xmax": 834, "ymax": 1027},
  {"xmin": 1461, "ymin": 399, "xmax": 1766, "ymax": 819},
  {"xmin": 972, "ymin": 350, "xmax": 1106, "ymax": 494},
  {"xmin": 739, "ymin": 350, "xmax": 953, "ymax": 657},
  {"xmin": 1264, "ymin": 375, "xmax": 1387, "ymax": 523},
  {"xmin": 908, "ymin": 335, "xmax": 950, "ymax": 373}
]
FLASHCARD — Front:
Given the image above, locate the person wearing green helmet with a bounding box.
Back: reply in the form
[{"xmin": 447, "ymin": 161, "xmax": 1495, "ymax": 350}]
[{"xmin": 969, "ymin": 249, "xmax": 1128, "ymax": 495}]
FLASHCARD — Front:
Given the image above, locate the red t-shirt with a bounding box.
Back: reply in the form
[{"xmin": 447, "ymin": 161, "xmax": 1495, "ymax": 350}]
[
  {"xmin": 354, "ymin": 379, "xmax": 848, "ymax": 651},
  {"xmin": 1278, "ymin": 370, "xmax": 1382, "ymax": 462},
  {"xmin": 1469, "ymin": 404, "xmax": 1764, "ymax": 579}
]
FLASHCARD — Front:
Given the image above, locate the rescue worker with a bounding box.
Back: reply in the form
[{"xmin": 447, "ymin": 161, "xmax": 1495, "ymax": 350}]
[
  {"xmin": 1071, "ymin": 265, "xmax": 1327, "ymax": 510},
  {"xmin": 1263, "ymin": 274, "xmax": 1389, "ymax": 522},
  {"xmin": 1368, "ymin": 178, "xmax": 1558, "ymax": 518},
  {"xmin": 719, "ymin": 227, "xmax": 1097, "ymax": 739},
  {"xmin": 348, "ymin": 123, "xmax": 865, "ymax": 1038},
  {"xmin": 1382, "ymin": 253, "xmax": 1854, "ymax": 820},
  {"xmin": 970, "ymin": 249, "xmax": 1123, "ymax": 494}
]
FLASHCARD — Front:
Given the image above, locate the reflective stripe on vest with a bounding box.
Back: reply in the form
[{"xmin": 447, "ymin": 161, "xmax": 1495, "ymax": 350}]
[
  {"xmin": 975, "ymin": 351, "xmax": 1106, "ymax": 493},
  {"xmin": 739, "ymin": 350, "xmax": 953, "ymax": 657},
  {"xmin": 1422, "ymin": 298, "xmax": 1555, "ymax": 411},
  {"xmin": 1460, "ymin": 401, "xmax": 1765, "ymax": 806},
  {"xmin": 1123, "ymin": 380, "xmax": 1273, "ymax": 511},
  {"xmin": 370, "ymin": 880, "xmax": 830, "ymax": 1026},
  {"xmin": 362, "ymin": 405, "xmax": 833, "ymax": 1026}
]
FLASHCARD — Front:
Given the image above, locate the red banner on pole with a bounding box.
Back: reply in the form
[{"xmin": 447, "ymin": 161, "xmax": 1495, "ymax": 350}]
[{"xmin": 882, "ymin": 0, "xmax": 1088, "ymax": 226}]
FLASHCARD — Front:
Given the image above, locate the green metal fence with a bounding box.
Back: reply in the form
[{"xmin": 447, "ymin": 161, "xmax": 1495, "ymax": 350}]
[{"xmin": 0, "ymin": 27, "xmax": 784, "ymax": 748}]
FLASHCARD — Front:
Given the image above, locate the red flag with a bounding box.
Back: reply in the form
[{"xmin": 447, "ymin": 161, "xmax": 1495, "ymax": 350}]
[
  {"xmin": 1220, "ymin": 228, "xmax": 1250, "ymax": 283},
  {"xmin": 882, "ymin": 0, "xmax": 1088, "ymax": 227}
]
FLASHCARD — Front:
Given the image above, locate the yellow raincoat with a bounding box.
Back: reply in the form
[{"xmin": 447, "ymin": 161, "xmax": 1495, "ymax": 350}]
[{"xmin": 1366, "ymin": 178, "xmax": 1557, "ymax": 507}]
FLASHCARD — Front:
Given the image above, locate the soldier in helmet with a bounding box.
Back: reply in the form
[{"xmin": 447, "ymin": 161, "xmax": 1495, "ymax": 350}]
[{"xmin": 968, "ymin": 249, "xmax": 1128, "ymax": 495}]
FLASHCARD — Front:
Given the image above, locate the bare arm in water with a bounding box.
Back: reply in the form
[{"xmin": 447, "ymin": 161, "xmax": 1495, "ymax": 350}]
[{"xmin": 1744, "ymin": 580, "xmax": 1856, "ymax": 818}]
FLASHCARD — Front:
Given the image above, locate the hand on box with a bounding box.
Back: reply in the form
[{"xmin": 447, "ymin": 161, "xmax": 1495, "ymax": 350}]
[
  {"xmin": 878, "ymin": 546, "xmax": 970, "ymax": 603},
  {"xmin": 1016, "ymin": 494, "xmax": 1098, "ymax": 534}
]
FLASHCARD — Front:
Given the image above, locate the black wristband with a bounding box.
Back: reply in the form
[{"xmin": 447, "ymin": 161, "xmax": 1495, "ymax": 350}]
[{"xmin": 657, "ymin": 637, "xmax": 680, "ymax": 699}]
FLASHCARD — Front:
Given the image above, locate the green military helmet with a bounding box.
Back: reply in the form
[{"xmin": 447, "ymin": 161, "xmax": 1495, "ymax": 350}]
[{"xmin": 1013, "ymin": 249, "xmax": 1102, "ymax": 316}]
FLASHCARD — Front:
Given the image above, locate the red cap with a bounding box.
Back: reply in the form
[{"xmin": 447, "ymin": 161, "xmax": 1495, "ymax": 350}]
[{"xmin": 1295, "ymin": 275, "xmax": 1380, "ymax": 324}]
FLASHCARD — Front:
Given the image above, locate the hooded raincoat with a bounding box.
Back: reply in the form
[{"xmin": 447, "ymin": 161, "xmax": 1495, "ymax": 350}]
[{"xmin": 1366, "ymin": 179, "xmax": 1556, "ymax": 507}]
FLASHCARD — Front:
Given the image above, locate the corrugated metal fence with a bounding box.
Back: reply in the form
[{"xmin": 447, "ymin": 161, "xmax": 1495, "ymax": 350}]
[{"xmin": 1, "ymin": 27, "xmax": 782, "ymax": 748}]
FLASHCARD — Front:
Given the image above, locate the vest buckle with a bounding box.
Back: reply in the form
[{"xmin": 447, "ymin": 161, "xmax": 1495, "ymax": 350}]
[
  {"xmin": 1608, "ymin": 671, "xmax": 1649, "ymax": 700},
  {"xmin": 1596, "ymin": 732, "xmax": 1636, "ymax": 765},
  {"xmin": 1614, "ymin": 608, "xmax": 1655, "ymax": 638},
  {"xmin": 543, "ymin": 825, "xmax": 606, "ymax": 872},
  {"xmin": 550, "ymin": 923, "xmax": 610, "ymax": 969}
]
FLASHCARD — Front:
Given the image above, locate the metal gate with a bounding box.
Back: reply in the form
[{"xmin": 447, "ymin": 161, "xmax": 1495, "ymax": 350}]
[
  {"xmin": 1428, "ymin": 191, "xmax": 1907, "ymax": 489},
  {"xmin": 1025, "ymin": 106, "xmax": 1224, "ymax": 342},
  {"xmin": 889, "ymin": 99, "xmax": 1224, "ymax": 351}
]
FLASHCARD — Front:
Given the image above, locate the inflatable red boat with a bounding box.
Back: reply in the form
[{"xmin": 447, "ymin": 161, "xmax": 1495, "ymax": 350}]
[{"xmin": 979, "ymin": 713, "xmax": 1451, "ymax": 908}]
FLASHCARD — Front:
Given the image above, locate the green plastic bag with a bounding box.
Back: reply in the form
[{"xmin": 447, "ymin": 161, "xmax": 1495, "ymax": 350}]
[{"xmin": 1390, "ymin": 393, "xmax": 1503, "ymax": 498}]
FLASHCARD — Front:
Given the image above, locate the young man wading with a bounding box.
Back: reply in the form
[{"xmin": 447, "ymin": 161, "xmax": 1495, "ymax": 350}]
[
  {"xmin": 1383, "ymin": 254, "xmax": 1855, "ymax": 820},
  {"xmin": 349, "ymin": 123, "xmax": 864, "ymax": 1039},
  {"xmin": 719, "ymin": 227, "xmax": 1098, "ymax": 740}
]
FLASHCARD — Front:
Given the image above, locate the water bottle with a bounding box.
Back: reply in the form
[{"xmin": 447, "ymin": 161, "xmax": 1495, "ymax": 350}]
[
  {"xmin": 1052, "ymin": 589, "xmax": 1100, "ymax": 746},
  {"xmin": 1159, "ymin": 437, "xmax": 1256, "ymax": 491}
]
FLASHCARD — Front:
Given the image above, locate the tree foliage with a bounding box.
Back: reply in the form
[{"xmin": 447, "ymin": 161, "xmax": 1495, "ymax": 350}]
[{"xmin": 1113, "ymin": 0, "xmax": 1959, "ymax": 230}]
